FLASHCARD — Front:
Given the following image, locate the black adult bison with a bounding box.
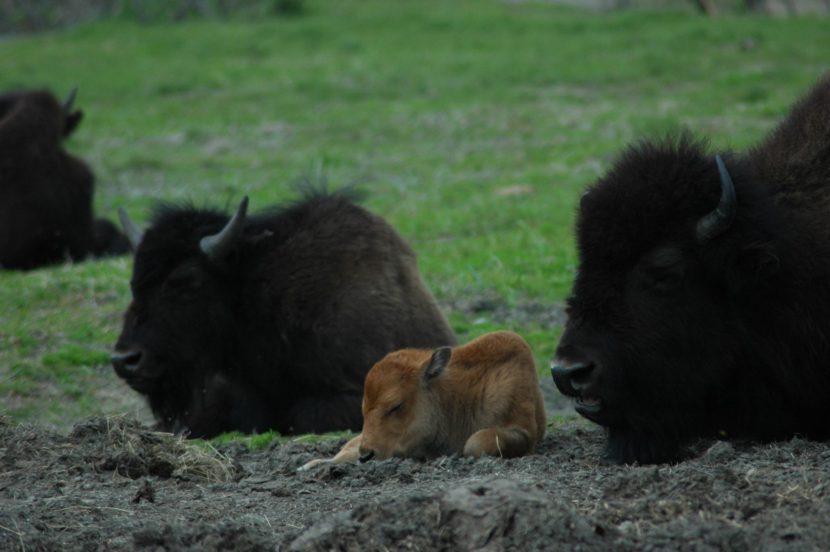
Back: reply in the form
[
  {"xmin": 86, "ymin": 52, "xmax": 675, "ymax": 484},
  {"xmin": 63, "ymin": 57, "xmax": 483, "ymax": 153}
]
[
  {"xmin": 113, "ymin": 190, "xmax": 456, "ymax": 438},
  {"xmin": 551, "ymin": 75, "xmax": 830, "ymax": 464},
  {"xmin": 0, "ymin": 88, "xmax": 129, "ymax": 270}
]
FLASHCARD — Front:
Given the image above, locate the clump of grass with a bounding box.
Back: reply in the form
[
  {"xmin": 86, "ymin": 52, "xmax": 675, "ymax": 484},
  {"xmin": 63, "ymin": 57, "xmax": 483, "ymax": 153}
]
[
  {"xmin": 71, "ymin": 416, "xmax": 239, "ymax": 482},
  {"xmin": 211, "ymin": 430, "xmax": 282, "ymax": 450}
]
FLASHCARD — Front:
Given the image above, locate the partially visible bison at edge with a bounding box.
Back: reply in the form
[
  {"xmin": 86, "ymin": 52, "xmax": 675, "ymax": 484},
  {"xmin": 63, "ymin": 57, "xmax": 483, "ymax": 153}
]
[
  {"xmin": 552, "ymin": 74, "xmax": 830, "ymax": 464},
  {"xmin": 0, "ymin": 88, "xmax": 128, "ymax": 270},
  {"xmin": 113, "ymin": 190, "xmax": 456, "ymax": 438}
]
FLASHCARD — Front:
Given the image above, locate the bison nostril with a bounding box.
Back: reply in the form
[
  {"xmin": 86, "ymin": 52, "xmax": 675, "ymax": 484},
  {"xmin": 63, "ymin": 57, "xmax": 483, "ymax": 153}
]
[
  {"xmin": 112, "ymin": 350, "xmax": 142, "ymax": 374},
  {"xmin": 551, "ymin": 361, "xmax": 595, "ymax": 397},
  {"xmin": 359, "ymin": 450, "xmax": 375, "ymax": 463}
]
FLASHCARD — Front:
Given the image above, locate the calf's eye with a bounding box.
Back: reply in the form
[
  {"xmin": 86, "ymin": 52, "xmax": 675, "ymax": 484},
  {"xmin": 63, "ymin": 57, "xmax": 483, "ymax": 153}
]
[{"xmin": 386, "ymin": 402, "xmax": 403, "ymax": 416}]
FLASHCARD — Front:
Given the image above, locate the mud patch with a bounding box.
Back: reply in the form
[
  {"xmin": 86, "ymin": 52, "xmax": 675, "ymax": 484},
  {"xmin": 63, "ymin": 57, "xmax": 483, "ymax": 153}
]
[{"xmin": 2, "ymin": 417, "xmax": 830, "ymax": 551}]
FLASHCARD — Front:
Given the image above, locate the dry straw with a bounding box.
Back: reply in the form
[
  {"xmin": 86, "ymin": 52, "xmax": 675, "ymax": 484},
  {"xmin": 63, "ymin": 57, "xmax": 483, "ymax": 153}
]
[{"xmin": 72, "ymin": 415, "xmax": 239, "ymax": 482}]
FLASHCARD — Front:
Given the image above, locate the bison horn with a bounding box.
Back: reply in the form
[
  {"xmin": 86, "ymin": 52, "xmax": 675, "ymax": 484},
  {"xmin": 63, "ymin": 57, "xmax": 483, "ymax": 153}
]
[
  {"xmin": 118, "ymin": 208, "xmax": 144, "ymax": 251},
  {"xmin": 63, "ymin": 86, "xmax": 78, "ymax": 114},
  {"xmin": 696, "ymin": 155, "xmax": 737, "ymax": 243},
  {"xmin": 200, "ymin": 196, "xmax": 249, "ymax": 261}
]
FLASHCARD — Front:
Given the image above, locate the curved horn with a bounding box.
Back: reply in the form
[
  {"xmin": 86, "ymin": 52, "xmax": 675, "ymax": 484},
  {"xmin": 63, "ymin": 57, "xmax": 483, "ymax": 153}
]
[
  {"xmin": 117, "ymin": 208, "xmax": 144, "ymax": 251},
  {"xmin": 63, "ymin": 86, "xmax": 78, "ymax": 114},
  {"xmin": 200, "ymin": 196, "xmax": 249, "ymax": 262},
  {"xmin": 696, "ymin": 155, "xmax": 737, "ymax": 243}
]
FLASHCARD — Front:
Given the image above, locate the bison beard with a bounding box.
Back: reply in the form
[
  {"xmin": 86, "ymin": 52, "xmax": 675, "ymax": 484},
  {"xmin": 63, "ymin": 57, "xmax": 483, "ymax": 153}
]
[
  {"xmin": 113, "ymin": 189, "xmax": 456, "ymax": 438},
  {"xmin": 0, "ymin": 88, "xmax": 128, "ymax": 270},
  {"xmin": 552, "ymin": 74, "xmax": 830, "ymax": 464}
]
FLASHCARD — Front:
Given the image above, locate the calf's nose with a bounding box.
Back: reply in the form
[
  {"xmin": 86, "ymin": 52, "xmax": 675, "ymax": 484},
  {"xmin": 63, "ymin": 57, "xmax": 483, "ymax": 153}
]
[
  {"xmin": 551, "ymin": 360, "xmax": 595, "ymax": 397},
  {"xmin": 112, "ymin": 350, "xmax": 143, "ymax": 376}
]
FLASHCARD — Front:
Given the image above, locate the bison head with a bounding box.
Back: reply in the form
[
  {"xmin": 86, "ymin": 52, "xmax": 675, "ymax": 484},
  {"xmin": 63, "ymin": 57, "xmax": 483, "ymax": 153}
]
[
  {"xmin": 357, "ymin": 346, "xmax": 453, "ymax": 462},
  {"xmin": 112, "ymin": 198, "xmax": 251, "ymax": 433},
  {"xmin": 551, "ymin": 137, "xmax": 783, "ymax": 464},
  {"xmin": 0, "ymin": 87, "xmax": 83, "ymax": 141}
]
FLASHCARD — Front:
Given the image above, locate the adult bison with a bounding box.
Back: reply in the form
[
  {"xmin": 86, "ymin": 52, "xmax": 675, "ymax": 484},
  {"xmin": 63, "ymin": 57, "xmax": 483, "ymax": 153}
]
[
  {"xmin": 0, "ymin": 88, "xmax": 128, "ymax": 270},
  {"xmin": 551, "ymin": 75, "xmax": 830, "ymax": 464},
  {"xmin": 113, "ymin": 190, "xmax": 456, "ymax": 438}
]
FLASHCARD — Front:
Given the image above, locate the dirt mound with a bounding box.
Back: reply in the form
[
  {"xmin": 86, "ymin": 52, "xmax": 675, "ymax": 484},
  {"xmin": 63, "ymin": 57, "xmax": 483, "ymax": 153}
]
[
  {"xmin": 2, "ymin": 416, "xmax": 830, "ymax": 551},
  {"xmin": 0, "ymin": 416, "xmax": 239, "ymax": 483},
  {"xmin": 291, "ymin": 478, "xmax": 610, "ymax": 551}
]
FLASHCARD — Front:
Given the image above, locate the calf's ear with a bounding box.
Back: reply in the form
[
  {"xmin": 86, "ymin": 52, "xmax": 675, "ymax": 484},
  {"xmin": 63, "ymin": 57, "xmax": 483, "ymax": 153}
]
[{"xmin": 423, "ymin": 347, "xmax": 452, "ymax": 384}]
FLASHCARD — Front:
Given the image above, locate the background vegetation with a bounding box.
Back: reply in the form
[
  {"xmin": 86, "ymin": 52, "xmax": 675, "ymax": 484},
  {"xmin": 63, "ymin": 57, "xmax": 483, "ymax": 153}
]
[{"xmin": 0, "ymin": 0, "xmax": 827, "ymax": 433}]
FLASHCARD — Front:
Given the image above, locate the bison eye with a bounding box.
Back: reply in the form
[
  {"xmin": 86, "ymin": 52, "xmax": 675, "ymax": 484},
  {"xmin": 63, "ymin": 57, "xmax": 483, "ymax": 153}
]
[
  {"xmin": 385, "ymin": 402, "xmax": 403, "ymax": 416},
  {"xmin": 641, "ymin": 248, "xmax": 686, "ymax": 292},
  {"xmin": 643, "ymin": 263, "xmax": 685, "ymax": 292},
  {"xmin": 164, "ymin": 266, "xmax": 204, "ymax": 291}
]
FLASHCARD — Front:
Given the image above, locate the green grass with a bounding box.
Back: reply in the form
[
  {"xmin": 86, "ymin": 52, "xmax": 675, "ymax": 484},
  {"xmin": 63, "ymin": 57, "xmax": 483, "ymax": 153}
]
[
  {"xmin": 210, "ymin": 431, "xmax": 284, "ymax": 450},
  {"xmin": 1, "ymin": 0, "xmax": 828, "ymax": 430},
  {"xmin": 209, "ymin": 429, "xmax": 355, "ymax": 450}
]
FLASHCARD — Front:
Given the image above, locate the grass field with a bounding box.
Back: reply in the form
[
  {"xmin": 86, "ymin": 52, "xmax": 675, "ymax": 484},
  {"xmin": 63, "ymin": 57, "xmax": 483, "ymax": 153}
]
[{"xmin": 1, "ymin": 0, "xmax": 828, "ymax": 431}]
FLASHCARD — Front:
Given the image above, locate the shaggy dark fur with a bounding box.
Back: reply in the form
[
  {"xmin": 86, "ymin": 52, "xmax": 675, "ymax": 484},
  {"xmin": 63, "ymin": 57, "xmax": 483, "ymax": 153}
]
[
  {"xmin": 0, "ymin": 89, "xmax": 127, "ymax": 270},
  {"xmin": 113, "ymin": 189, "xmax": 456, "ymax": 438},
  {"xmin": 552, "ymin": 74, "xmax": 830, "ymax": 464}
]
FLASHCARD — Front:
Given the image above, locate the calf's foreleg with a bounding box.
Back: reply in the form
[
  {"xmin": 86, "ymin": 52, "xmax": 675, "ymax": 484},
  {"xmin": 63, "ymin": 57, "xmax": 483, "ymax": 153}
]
[{"xmin": 297, "ymin": 434, "xmax": 362, "ymax": 471}]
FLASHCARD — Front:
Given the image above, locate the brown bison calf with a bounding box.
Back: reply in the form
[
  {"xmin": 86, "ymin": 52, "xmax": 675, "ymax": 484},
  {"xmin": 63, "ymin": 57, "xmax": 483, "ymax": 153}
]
[{"xmin": 300, "ymin": 331, "xmax": 546, "ymax": 469}]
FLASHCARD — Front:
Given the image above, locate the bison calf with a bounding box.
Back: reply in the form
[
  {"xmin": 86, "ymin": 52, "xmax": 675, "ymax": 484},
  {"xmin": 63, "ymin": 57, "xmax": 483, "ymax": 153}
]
[{"xmin": 300, "ymin": 331, "xmax": 546, "ymax": 469}]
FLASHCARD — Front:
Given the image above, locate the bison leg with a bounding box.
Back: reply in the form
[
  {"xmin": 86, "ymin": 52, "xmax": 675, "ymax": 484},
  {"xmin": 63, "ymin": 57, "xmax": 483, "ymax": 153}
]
[
  {"xmin": 282, "ymin": 393, "xmax": 364, "ymax": 434},
  {"xmin": 463, "ymin": 426, "xmax": 534, "ymax": 458},
  {"xmin": 174, "ymin": 373, "xmax": 275, "ymax": 438},
  {"xmin": 605, "ymin": 426, "xmax": 686, "ymax": 465},
  {"xmin": 297, "ymin": 434, "xmax": 362, "ymax": 471}
]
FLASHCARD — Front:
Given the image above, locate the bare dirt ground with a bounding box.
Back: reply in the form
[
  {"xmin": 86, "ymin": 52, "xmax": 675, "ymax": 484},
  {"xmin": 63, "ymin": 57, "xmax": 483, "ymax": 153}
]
[{"xmin": 2, "ymin": 412, "xmax": 830, "ymax": 551}]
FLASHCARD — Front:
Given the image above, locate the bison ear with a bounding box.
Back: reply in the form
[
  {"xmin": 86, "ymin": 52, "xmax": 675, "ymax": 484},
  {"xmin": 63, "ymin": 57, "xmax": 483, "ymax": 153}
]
[
  {"xmin": 63, "ymin": 110, "xmax": 83, "ymax": 138},
  {"xmin": 62, "ymin": 86, "xmax": 83, "ymax": 138},
  {"xmin": 734, "ymin": 241, "xmax": 780, "ymax": 285},
  {"xmin": 423, "ymin": 346, "xmax": 452, "ymax": 384}
]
